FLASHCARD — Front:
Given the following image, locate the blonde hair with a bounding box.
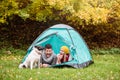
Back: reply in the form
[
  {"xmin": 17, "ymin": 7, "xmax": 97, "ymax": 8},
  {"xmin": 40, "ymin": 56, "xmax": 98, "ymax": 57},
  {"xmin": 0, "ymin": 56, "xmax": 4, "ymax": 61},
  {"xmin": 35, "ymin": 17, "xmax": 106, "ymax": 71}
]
[{"xmin": 61, "ymin": 46, "xmax": 69, "ymax": 54}]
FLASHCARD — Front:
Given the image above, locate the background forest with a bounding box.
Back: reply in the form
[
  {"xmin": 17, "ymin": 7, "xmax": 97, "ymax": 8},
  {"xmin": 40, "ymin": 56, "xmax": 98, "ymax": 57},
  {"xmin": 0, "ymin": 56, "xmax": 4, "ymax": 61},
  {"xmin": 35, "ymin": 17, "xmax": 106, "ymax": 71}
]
[
  {"xmin": 0, "ymin": 0, "xmax": 120, "ymax": 80},
  {"xmin": 0, "ymin": 0, "xmax": 120, "ymax": 49}
]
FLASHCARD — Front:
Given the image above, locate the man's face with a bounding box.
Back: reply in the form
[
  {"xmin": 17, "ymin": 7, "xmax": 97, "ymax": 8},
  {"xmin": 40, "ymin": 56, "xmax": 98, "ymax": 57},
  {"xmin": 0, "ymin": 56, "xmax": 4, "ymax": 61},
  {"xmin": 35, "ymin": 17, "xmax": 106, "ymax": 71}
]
[{"xmin": 45, "ymin": 48, "xmax": 52, "ymax": 58}]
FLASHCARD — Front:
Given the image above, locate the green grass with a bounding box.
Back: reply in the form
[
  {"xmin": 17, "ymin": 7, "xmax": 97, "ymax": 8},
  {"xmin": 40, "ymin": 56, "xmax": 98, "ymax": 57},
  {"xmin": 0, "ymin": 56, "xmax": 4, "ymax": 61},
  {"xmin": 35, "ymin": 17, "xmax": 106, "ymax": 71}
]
[{"xmin": 0, "ymin": 48, "xmax": 120, "ymax": 80}]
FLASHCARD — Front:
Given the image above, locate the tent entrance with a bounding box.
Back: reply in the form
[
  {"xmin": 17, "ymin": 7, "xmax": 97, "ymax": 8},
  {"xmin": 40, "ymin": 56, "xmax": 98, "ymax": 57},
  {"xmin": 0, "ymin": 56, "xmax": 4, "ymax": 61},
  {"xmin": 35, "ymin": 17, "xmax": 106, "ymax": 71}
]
[
  {"xmin": 22, "ymin": 33, "xmax": 73, "ymax": 62},
  {"xmin": 35, "ymin": 33, "xmax": 72, "ymax": 54}
]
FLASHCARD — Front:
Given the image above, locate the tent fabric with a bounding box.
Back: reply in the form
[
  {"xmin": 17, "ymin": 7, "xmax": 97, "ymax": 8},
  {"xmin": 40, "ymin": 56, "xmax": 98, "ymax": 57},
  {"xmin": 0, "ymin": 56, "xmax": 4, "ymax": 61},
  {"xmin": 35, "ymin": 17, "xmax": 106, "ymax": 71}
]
[{"xmin": 22, "ymin": 24, "xmax": 94, "ymax": 68}]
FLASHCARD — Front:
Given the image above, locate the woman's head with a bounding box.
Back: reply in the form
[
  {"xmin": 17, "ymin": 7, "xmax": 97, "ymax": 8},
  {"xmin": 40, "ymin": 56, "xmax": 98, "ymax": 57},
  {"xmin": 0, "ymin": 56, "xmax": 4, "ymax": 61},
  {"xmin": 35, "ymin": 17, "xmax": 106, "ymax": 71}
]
[{"xmin": 60, "ymin": 46, "xmax": 69, "ymax": 54}]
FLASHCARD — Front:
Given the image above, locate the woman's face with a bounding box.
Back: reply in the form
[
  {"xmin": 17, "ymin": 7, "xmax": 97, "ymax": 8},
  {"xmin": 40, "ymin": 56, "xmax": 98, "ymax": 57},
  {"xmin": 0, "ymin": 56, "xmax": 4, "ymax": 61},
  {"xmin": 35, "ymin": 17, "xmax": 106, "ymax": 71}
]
[
  {"xmin": 60, "ymin": 49, "xmax": 65, "ymax": 55},
  {"xmin": 45, "ymin": 49, "xmax": 52, "ymax": 58}
]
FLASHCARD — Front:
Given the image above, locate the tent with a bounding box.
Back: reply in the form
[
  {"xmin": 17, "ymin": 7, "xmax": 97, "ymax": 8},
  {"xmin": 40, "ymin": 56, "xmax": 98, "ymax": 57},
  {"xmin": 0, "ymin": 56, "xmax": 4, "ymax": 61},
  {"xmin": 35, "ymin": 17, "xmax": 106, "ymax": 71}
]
[{"xmin": 22, "ymin": 24, "xmax": 93, "ymax": 68}]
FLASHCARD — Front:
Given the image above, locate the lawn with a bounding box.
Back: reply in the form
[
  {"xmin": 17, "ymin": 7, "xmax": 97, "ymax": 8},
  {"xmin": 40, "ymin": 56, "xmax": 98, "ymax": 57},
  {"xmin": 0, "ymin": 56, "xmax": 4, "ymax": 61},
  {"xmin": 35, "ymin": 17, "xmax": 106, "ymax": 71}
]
[{"xmin": 0, "ymin": 48, "xmax": 120, "ymax": 80}]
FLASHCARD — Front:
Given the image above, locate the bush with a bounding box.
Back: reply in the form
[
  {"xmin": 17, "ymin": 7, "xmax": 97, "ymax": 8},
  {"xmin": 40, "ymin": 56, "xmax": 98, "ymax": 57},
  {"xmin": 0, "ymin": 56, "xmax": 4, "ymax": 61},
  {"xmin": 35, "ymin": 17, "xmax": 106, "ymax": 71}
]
[{"xmin": 0, "ymin": 0, "xmax": 120, "ymax": 48}]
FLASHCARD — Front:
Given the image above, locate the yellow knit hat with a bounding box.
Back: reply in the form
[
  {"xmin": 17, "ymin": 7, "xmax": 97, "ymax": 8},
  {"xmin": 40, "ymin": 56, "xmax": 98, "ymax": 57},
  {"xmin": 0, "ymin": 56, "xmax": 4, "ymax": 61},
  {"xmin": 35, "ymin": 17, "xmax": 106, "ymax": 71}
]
[{"xmin": 61, "ymin": 46, "xmax": 69, "ymax": 54}]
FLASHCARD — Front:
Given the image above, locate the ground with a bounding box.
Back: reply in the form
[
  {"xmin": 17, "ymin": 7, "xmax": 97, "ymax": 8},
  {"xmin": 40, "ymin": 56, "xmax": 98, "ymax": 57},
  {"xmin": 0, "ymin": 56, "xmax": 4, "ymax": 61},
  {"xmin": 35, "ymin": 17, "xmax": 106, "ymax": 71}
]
[{"xmin": 0, "ymin": 48, "xmax": 120, "ymax": 80}]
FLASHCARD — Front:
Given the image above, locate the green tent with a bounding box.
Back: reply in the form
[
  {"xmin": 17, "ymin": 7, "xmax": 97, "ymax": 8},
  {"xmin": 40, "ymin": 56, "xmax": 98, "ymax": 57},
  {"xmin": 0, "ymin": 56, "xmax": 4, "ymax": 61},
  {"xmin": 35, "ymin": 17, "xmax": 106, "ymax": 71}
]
[{"xmin": 23, "ymin": 24, "xmax": 93, "ymax": 68}]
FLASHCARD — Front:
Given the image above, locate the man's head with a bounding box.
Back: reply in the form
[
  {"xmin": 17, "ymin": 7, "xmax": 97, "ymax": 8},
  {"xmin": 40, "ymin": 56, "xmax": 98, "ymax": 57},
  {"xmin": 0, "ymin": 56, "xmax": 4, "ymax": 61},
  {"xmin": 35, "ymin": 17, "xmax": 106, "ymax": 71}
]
[{"xmin": 45, "ymin": 44, "xmax": 52, "ymax": 58}]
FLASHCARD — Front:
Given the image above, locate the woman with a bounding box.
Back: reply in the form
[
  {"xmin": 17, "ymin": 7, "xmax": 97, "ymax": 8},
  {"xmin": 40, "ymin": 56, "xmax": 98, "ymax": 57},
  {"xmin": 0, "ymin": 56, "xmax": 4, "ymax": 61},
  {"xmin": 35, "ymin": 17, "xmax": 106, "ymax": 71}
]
[{"xmin": 57, "ymin": 46, "xmax": 70, "ymax": 64}]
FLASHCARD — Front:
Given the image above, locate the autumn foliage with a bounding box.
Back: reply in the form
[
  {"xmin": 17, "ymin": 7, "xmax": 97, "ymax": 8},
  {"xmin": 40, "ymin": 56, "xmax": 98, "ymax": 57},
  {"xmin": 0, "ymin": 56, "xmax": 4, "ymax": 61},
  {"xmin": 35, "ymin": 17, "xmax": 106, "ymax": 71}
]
[{"xmin": 0, "ymin": 0, "xmax": 120, "ymax": 48}]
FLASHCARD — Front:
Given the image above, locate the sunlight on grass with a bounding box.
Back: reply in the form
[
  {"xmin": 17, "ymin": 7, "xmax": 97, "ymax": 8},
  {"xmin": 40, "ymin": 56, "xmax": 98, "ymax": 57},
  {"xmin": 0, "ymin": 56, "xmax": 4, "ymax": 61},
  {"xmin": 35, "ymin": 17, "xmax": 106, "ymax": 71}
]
[{"xmin": 0, "ymin": 48, "xmax": 120, "ymax": 80}]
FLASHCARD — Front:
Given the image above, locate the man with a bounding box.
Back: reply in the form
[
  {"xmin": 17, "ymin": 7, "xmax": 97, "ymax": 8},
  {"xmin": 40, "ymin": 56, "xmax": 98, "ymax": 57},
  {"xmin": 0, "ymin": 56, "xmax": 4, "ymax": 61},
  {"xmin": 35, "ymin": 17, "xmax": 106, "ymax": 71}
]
[{"xmin": 40, "ymin": 44, "xmax": 57, "ymax": 67}]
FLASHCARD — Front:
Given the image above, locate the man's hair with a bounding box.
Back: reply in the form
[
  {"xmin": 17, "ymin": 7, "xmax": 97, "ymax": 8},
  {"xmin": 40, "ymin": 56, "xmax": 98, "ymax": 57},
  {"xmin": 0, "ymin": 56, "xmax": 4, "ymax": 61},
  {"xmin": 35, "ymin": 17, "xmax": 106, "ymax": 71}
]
[{"xmin": 45, "ymin": 44, "xmax": 52, "ymax": 49}]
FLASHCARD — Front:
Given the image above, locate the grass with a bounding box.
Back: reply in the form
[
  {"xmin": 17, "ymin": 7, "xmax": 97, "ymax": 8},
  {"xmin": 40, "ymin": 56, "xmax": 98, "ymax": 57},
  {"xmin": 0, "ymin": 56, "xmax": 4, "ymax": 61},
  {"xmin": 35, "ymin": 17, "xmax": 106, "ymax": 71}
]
[{"xmin": 0, "ymin": 47, "xmax": 120, "ymax": 80}]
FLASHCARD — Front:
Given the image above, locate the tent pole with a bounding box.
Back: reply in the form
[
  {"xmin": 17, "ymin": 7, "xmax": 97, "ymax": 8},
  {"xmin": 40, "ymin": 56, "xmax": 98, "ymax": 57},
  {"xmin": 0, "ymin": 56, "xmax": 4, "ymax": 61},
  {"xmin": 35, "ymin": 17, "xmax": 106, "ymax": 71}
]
[{"xmin": 66, "ymin": 29, "xmax": 80, "ymax": 68}]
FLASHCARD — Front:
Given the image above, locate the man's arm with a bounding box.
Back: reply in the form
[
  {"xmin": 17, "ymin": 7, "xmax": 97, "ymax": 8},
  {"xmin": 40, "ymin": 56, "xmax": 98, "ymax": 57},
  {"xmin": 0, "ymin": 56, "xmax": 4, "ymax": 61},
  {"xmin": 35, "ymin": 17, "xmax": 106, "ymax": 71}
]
[{"xmin": 51, "ymin": 55, "xmax": 57, "ymax": 65}]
